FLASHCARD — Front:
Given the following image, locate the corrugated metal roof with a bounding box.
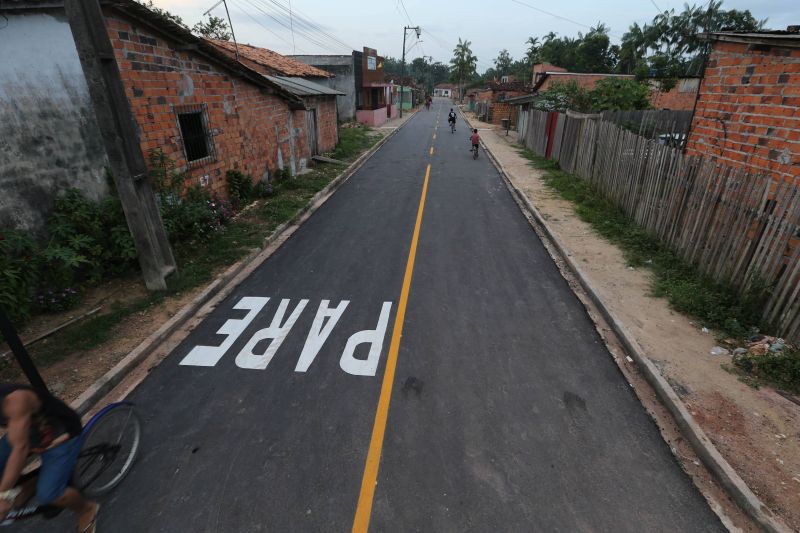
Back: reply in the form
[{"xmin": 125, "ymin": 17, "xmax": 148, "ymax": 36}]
[{"xmin": 264, "ymin": 76, "xmax": 345, "ymax": 97}]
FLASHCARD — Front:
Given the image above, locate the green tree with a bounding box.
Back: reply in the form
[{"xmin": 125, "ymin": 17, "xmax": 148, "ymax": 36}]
[
  {"xmin": 510, "ymin": 59, "xmax": 532, "ymax": 82},
  {"xmin": 590, "ymin": 78, "xmax": 651, "ymax": 111},
  {"xmin": 429, "ymin": 62, "xmax": 451, "ymax": 86},
  {"xmin": 538, "ymin": 25, "xmax": 616, "ymax": 73},
  {"xmin": 493, "ymin": 49, "xmax": 513, "ymax": 76},
  {"xmin": 450, "ymin": 38, "xmax": 478, "ymax": 99},
  {"xmin": 192, "ymin": 15, "xmax": 231, "ymax": 40},
  {"xmin": 525, "ymin": 36, "xmax": 541, "ymax": 65},
  {"xmin": 618, "ymin": 1, "xmax": 765, "ymax": 78}
]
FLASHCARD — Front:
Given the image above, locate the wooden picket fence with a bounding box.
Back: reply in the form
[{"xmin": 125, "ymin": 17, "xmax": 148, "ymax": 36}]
[{"xmin": 517, "ymin": 108, "xmax": 800, "ymax": 343}]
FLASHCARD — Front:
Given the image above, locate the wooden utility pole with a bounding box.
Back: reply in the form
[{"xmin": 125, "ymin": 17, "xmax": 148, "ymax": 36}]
[
  {"xmin": 0, "ymin": 306, "xmax": 48, "ymax": 392},
  {"xmin": 64, "ymin": 0, "xmax": 176, "ymax": 290}
]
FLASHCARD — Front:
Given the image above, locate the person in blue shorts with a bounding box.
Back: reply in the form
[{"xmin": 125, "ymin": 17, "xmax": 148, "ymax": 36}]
[{"xmin": 0, "ymin": 384, "xmax": 99, "ymax": 532}]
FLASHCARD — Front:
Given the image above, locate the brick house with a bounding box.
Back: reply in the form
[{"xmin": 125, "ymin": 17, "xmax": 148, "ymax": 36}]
[
  {"xmin": 109, "ymin": 4, "xmax": 321, "ymax": 190},
  {"xmin": 686, "ymin": 29, "xmax": 800, "ymax": 186},
  {"xmin": 208, "ymin": 39, "xmax": 342, "ymax": 154},
  {"xmin": 2, "ymin": 0, "xmax": 319, "ymax": 208},
  {"xmin": 473, "ymin": 81, "xmax": 531, "ymax": 127}
]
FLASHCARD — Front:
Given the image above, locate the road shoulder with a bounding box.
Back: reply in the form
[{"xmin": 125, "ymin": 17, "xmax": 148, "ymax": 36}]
[{"xmin": 466, "ymin": 113, "xmax": 797, "ymax": 533}]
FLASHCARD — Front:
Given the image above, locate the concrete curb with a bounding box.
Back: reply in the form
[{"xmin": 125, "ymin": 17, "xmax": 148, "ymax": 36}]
[
  {"xmin": 71, "ymin": 111, "xmax": 420, "ymax": 417},
  {"xmin": 470, "ymin": 117, "xmax": 790, "ymax": 533}
]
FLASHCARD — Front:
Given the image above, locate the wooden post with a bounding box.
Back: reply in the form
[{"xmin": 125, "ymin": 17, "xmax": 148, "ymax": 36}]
[
  {"xmin": 64, "ymin": 0, "xmax": 176, "ymax": 290},
  {"xmin": 0, "ymin": 306, "xmax": 48, "ymax": 392}
]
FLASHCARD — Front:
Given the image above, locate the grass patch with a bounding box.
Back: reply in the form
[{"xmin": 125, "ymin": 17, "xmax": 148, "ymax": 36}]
[
  {"xmin": 733, "ymin": 349, "xmax": 800, "ymax": 394},
  {"xmin": 1, "ymin": 126, "xmax": 381, "ymax": 381},
  {"xmin": 331, "ymin": 124, "xmax": 375, "ymax": 160},
  {"xmin": 516, "ymin": 146, "xmax": 768, "ymax": 339}
]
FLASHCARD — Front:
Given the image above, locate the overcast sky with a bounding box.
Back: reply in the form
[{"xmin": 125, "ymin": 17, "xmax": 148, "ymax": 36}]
[{"xmin": 153, "ymin": 0, "xmax": 796, "ymax": 72}]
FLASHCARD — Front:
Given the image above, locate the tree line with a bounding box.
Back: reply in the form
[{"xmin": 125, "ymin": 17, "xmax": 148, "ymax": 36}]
[{"xmin": 450, "ymin": 1, "xmax": 763, "ymax": 88}]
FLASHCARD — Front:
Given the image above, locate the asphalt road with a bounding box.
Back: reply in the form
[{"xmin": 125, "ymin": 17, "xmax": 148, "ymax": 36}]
[{"xmin": 24, "ymin": 98, "xmax": 723, "ymax": 532}]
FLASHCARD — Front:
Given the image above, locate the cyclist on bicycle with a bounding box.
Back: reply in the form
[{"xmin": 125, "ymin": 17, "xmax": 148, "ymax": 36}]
[
  {"xmin": 448, "ymin": 108, "xmax": 457, "ymax": 131},
  {"xmin": 0, "ymin": 384, "xmax": 99, "ymax": 532},
  {"xmin": 470, "ymin": 129, "xmax": 481, "ymax": 153}
]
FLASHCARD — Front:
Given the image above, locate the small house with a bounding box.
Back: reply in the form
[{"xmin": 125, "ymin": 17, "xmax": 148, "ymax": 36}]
[
  {"xmin": 208, "ymin": 39, "xmax": 343, "ymax": 154},
  {"xmin": 0, "ymin": 0, "xmax": 314, "ymax": 230}
]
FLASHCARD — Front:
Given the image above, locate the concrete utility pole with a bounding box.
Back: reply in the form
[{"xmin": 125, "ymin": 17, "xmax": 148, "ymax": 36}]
[
  {"xmin": 64, "ymin": 0, "xmax": 176, "ymax": 290},
  {"xmin": 400, "ymin": 26, "xmax": 420, "ymax": 118}
]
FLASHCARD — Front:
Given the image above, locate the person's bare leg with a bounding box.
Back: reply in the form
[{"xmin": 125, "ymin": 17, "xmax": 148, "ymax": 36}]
[
  {"xmin": 51, "ymin": 487, "xmax": 98, "ymax": 531},
  {"xmin": 11, "ymin": 477, "xmax": 36, "ymax": 508}
]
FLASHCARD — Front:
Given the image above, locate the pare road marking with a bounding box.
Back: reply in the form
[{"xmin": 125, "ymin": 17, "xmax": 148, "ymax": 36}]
[{"xmin": 179, "ymin": 297, "xmax": 392, "ymax": 377}]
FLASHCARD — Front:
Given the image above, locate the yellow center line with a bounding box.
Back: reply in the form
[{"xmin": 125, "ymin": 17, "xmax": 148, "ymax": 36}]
[
  {"xmin": 352, "ymin": 164, "xmax": 431, "ymax": 533},
  {"xmin": 429, "ymin": 146, "xmax": 434, "ymax": 156},
  {"xmin": 432, "ymin": 133, "xmax": 436, "ymax": 140}
]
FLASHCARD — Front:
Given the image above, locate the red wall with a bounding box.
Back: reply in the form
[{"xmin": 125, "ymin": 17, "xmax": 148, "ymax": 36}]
[
  {"xmin": 686, "ymin": 40, "xmax": 800, "ymax": 186},
  {"xmin": 106, "ymin": 10, "xmax": 311, "ymax": 195}
]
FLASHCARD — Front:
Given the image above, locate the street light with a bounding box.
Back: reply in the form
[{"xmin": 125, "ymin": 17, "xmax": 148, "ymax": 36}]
[{"xmin": 400, "ymin": 26, "xmax": 421, "ymax": 118}]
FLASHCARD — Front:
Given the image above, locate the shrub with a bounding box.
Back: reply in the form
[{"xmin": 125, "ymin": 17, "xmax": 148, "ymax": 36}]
[
  {"xmin": 226, "ymin": 170, "xmax": 254, "ymax": 207},
  {"xmin": 734, "ymin": 349, "xmax": 800, "ymax": 394},
  {"xmin": 161, "ymin": 187, "xmax": 235, "ymax": 244},
  {"xmin": 45, "ymin": 189, "xmax": 136, "ymax": 284},
  {"xmin": 254, "ymin": 181, "xmax": 274, "ymax": 198},
  {"xmin": 534, "ymin": 78, "xmax": 652, "ymax": 113},
  {"xmin": 0, "ymin": 230, "xmax": 39, "ymax": 322}
]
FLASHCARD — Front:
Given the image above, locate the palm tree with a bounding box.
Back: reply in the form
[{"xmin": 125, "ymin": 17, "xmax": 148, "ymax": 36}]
[
  {"xmin": 450, "ymin": 38, "xmax": 477, "ymax": 101},
  {"xmin": 525, "ymin": 36, "xmax": 541, "ymax": 65}
]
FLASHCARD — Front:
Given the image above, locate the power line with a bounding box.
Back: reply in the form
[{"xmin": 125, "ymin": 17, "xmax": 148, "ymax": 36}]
[
  {"xmin": 231, "ymin": 0, "xmax": 301, "ymax": 51},
  {"xmin": 510, "ymin": 0, "xmax": 624, "ymax": 38},
  {"xmin": 265, "ymin": 0, "xmax": 354, "ymax": 51},
  {"xmin": 288, "ymin": 0, "xmax": 296, "ymax": 54},
  {"xmin": 247, "ymin": 0, "xmax": 342, "ymax": 52},
  {"xmin": 237, "ymin": 0, "xmax": 352, "ymax": 53},
  {"xmin": 398, "ymin": 0, "xmax": 414, "ymax": 26},
  {"xmin": 509, "ymin": 0, "xmax": 592, "ymax": 29},
  {"xmin": 649, "ymin": 0, "xmax": 662, "ymax": 12}
]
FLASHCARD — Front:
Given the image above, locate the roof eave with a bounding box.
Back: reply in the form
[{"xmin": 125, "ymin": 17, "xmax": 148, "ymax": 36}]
[{"xmin": 702, "ymin": 31, "xmax": 800, "ymax": 48}]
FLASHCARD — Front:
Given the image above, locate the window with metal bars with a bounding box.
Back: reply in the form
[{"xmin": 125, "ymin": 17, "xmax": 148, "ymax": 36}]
[{"xmin": 175, "ymin": 104, "xmax": 215, "ymax": 167}]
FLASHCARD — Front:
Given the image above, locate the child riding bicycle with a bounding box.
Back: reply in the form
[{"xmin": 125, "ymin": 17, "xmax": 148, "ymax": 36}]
[{"xmin": 470, "ymin": 129, "xmax": 480, "ymax": 157}]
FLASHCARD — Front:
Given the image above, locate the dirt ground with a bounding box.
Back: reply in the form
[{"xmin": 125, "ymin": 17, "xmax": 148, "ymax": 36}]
[
  {"xmin": 1, "ymin": 276, "xmax": 206, "ymax": 404},
  {"xmin": 472, "ymin": 117, "xmax": 800, "ymax": 531}
]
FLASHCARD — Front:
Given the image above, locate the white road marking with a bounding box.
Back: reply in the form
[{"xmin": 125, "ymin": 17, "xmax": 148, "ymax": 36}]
[
  {"xmin": 236, "ymin": 299, "xmax": 309, "ymax": 369},
  {"xmin": 179, "ymin": 297, "xmax": 268, "ymax": 367},
  {"xmin": 340, "ymin": 302, "xmax": 393, "ymax": 377},
  {"xmin": 295, "ymin": 300, "xmax": 350, "ymax": 372},
  {"xmin": 180, "ymin": 297, "xmax": 394, "ymax": 376}
]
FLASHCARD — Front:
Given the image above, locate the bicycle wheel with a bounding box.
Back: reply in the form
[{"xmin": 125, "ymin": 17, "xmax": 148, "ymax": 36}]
[{"xmin": 74, "ymin": 404, "xmax": 142, "ymax": 497}]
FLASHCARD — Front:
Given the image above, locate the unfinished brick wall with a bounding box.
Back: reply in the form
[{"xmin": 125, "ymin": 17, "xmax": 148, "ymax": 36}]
[
  {"xmin": 649, "ymin": 78, "xmax": 699, "ymax": 110},
  {"xmin": 490, "ymin": 102, "xmax": 517, "ymax": 127},
  {"xmin": 686, "ymin": 40, "xmax": 800, "ymax": 186},
  {"xmin": 105, "ymin": 10, "xmax": 310, "ymax": 196}
]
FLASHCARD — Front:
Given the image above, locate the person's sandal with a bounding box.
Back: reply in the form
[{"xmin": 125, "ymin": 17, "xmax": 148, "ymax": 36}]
[{"xmin": 79, "ymin": 503, "xmax": 99, "ymax": 533}]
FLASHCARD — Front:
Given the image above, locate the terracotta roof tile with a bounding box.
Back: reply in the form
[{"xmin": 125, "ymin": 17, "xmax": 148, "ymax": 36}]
[{"xmin": 207, "ymin": 39, "xmax": 333, "ymax": 78}]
